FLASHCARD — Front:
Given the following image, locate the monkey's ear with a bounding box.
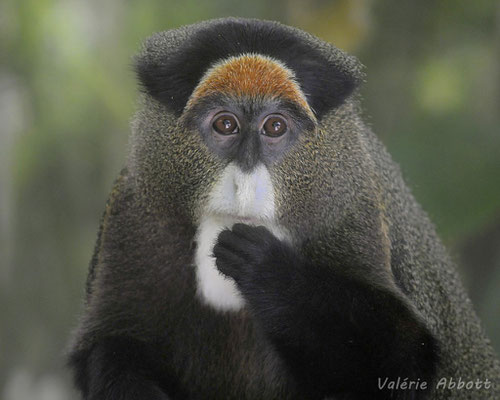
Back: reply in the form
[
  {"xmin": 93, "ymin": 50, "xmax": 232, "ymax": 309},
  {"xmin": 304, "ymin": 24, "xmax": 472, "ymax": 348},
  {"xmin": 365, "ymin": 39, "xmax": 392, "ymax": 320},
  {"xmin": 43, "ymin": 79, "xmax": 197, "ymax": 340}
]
[
  {"xmin": 135, "ymin": 18, "xmax": 364, "ymax": 118},
  {"xmin": 289, "ymin": 57, "xmax": 361, "ymax": 119},
  {"xmin": 135, "ymin": 51, "xmax": 200, "ymax": 117}
]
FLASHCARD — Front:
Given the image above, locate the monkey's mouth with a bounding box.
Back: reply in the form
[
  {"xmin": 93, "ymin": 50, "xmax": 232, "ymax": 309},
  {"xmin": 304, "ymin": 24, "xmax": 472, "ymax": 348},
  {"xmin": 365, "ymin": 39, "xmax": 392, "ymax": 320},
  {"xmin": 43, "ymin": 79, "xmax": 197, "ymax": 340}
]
[
  {"xmin": 234, "ymin": 216, "xmax": 258, "ymax": 224},
  {"xmin": 216, "ymin": 213, "xmax": 269, "ymax": 226}
]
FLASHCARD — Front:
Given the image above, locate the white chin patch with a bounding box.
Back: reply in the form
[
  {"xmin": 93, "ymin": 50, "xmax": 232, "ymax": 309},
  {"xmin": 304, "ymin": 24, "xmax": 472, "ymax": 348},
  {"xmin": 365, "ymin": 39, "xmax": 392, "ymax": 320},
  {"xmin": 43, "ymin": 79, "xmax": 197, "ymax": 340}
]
[{"xmin": 193, "ymin": 163, "xmax": 286, "ymax": 312}]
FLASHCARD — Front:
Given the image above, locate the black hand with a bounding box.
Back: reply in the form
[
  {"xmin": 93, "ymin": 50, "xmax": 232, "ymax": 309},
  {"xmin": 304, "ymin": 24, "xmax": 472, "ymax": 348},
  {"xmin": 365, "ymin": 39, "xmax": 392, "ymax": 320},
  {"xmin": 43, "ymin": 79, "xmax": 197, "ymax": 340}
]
[
  {"xmin": 213, "ymin": 223, "xmax": 438, "ymax": 400},
  {"xmin": 213, "ymin": 223, "xmax": 297, "ymax": 300}
]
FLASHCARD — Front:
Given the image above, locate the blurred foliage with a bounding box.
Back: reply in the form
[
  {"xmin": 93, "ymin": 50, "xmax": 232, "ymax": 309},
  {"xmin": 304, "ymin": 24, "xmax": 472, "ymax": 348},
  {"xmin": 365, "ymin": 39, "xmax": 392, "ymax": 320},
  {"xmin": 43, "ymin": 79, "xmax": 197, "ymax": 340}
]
[{"xmin": 0, "ymin": 0, "xmax": 499, "ymax": 398}]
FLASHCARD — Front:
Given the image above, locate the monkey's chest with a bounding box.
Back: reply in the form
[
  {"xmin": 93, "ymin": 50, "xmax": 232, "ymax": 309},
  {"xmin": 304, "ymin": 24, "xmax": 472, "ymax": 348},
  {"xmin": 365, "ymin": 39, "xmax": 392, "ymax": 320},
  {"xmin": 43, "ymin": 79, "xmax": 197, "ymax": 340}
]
[
  {"xmin": 161, "ymin": 306, "xmax": 299, "ymax": 399},
  {"xmin": 153, "ymin": 218, "xmax": 298, "ymax": 398}
]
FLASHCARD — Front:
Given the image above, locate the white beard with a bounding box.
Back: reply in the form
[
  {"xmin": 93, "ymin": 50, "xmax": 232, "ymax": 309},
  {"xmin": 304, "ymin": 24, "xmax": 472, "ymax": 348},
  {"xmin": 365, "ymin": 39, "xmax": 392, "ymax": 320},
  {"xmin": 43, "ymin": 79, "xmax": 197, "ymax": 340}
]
[{"xmin": 193, "ymin": 163, "xmax": 287, "ymax": 311}]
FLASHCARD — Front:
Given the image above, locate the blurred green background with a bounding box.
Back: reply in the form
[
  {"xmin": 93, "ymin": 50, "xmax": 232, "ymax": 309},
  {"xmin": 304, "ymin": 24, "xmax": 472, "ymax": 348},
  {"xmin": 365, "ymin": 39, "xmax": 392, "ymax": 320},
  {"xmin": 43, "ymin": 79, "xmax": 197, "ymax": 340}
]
[{"xmin": 1, "ymin": 0, "xmax": 499, "ymax": 398}]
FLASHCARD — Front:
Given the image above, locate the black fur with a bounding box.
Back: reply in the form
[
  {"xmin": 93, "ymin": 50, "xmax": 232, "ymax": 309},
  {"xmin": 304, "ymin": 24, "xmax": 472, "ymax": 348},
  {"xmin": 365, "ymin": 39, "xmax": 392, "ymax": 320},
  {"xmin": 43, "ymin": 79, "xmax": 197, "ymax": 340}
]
[
  {"xmin": 69, "ymin": 337, "xmax": 184, "ymax": 400},
  {"xmin": 136, "ymin": 19, "xmax": 359, "ymax": 118},
  {"xmin": 214, "ymin": 224, "xmax": 439, "ymax": 399}
]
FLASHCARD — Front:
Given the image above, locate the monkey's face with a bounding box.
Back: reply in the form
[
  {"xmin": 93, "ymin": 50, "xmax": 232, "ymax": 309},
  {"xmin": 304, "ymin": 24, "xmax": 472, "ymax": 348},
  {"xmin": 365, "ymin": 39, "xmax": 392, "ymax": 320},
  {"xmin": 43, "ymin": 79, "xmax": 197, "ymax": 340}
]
[
  {"xmin": 178, "ymin": 54, "xmax": 317, "ymax": 231},
  {"xmin": 133, "ymin": 20, "xmax": 362, "ymax": 238}
]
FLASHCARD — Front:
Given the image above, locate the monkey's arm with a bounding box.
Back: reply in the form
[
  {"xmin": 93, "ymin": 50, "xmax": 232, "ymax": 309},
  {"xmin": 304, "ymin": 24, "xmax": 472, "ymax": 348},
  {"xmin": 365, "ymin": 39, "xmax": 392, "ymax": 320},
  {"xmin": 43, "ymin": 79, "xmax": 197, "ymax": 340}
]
[
  {"xmin": 70, "ymin": 337, "xmax": 171, "ymax": 400},
  {"xmin": 214, "ymin": 224, "xmax": 438, "ymax": 400},
  {"xmin": 68, "ymin": 171, "xmax": 176, "ymax": 400}
]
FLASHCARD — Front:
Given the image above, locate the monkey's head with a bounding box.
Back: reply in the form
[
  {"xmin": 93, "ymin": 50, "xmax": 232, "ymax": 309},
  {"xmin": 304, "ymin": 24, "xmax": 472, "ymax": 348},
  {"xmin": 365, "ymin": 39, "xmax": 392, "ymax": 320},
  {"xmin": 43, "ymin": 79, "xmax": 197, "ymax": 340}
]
[{"xmin": 130, "ymin": 18, "xmax": 365, "ymax": 241}]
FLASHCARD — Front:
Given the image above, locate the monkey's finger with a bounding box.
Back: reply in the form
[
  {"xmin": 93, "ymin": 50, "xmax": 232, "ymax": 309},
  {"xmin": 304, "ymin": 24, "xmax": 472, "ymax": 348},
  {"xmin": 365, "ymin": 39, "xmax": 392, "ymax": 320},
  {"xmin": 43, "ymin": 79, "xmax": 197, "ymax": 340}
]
[
  {"xmin": 217, "ymin": 229, "xmax": 259, "ymax": 258},
  {"xmin": 231, "ymin": 223, "xmax": 275, "ymax": 244},
  {"xmin": 213, "ymin": 243, "xmax": 246, "ymax": 280},
  {"xmin": 213, "ymin": 241, "xmax": 245, "ymax": 264}
]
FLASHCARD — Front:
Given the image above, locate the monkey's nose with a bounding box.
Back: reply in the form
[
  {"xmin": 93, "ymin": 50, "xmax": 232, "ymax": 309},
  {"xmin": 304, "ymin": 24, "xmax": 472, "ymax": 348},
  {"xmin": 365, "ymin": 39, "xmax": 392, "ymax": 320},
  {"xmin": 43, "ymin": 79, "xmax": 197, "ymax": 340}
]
[{"xmin": 235, "ymin": 134, "xmax": 260, "ymax": 172}]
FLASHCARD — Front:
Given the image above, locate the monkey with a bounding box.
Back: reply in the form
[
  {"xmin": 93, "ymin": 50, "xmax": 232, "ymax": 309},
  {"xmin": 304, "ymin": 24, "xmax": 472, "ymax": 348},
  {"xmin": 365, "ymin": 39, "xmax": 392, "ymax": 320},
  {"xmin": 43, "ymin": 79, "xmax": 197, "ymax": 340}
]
[{"xmin": 67, "ymin": 17, "xmax": 500, "ymax": 400}]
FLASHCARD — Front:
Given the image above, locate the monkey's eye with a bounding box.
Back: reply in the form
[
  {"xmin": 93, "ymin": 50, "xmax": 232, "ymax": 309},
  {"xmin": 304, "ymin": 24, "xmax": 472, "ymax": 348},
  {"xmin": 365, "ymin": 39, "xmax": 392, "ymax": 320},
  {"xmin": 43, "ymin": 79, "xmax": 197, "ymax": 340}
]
[
  {"xmin": 212, "ymin": 113, "xmax": 239, "ymax": 135},
  {"xmin": 261, "ymin": 115, "xmax": 287, "ymax": 137}
]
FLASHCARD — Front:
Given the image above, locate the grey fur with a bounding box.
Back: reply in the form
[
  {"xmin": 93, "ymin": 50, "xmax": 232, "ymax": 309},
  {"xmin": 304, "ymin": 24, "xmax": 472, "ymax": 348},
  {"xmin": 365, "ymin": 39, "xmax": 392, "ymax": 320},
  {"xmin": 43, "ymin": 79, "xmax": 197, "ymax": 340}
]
[{"xmin": 68, "ymin": 18, "xmax": 500, "ymax": 399}]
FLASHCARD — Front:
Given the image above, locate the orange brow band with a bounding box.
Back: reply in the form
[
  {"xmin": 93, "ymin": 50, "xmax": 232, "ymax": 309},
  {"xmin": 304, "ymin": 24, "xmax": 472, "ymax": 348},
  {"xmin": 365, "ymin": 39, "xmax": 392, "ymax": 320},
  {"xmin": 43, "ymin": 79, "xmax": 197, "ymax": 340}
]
[{"xmin": 186, "ymin": 54, "xmax": 315, "ymax": 118}]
